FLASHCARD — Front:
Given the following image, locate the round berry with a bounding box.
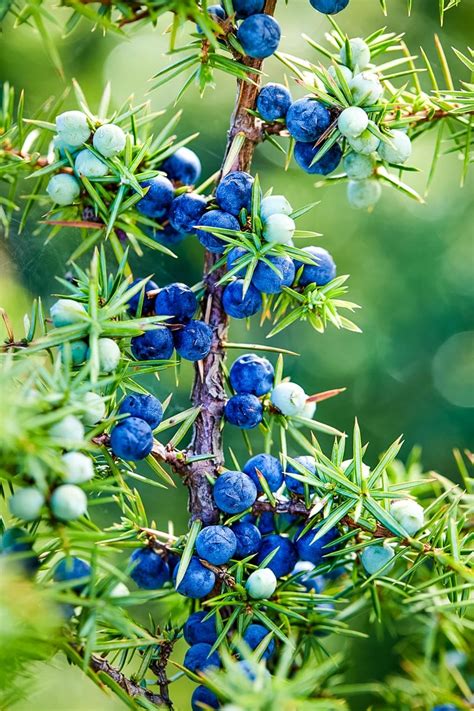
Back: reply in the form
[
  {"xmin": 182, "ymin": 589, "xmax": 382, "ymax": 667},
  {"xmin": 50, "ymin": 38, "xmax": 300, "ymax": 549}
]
[
  {"xmin": 224, "ymin": 393, "xmax": 263, "ymax": 429},
  {"xmin": 161, "ymin": 147, "xmax": 201, "ymax": 185},
  {"xmin": 154, "ymin": 282, "xmax": 198, "ymax": 324},
  {"xmin": 243, "ymin": 623, "xmax": 275, "ymax": 659},
  {"xmin": 196, "ymin": 209, "xmax": 240, "ymax": 253},
  {"xmin": 360, "ymin": 542, "xmax": 395, "ymax": 575},
  {"xmin": 389, "ymin": 499, "xmax": 424, "ymax": 536},
  {"xmin": 270, "ymin": 382, "xmax": 307, "ymax": 416},
  {"xmin": 62, "ymin": 452, "xmax": 94, "ymax": 484},
  {"xmin": 285, "ymin": 455, "xmax": 316, "ymax": 496},
  {"xmin": 222, "ymin": 280, "xmax": 262, "ymax": 319},
  {"xmin": 93, "ymin": 123, "xmax": 126, "ymax": 158},
  {"xmin": 74, "ymin": 149, "xmax": 108, "ymax": 178},
  {"xmin": 340, "ymin": 38, "xmax": 371, "ymax": 71},
  {"xmin": 226, "ymin": 246, "xmax": 247, "ymax": 276},
  {"xmin": 110, "ymin": 417, "xmax": 153, "ymax": 461},
  {"xmin": 343, "ymin": 151, "xmax": 375, "ymax": 180},
  {"xmin": 196, "ymin": 525, "xmax": 237, "ymax": 565},
  {"xmin": 347, "ymin": 179, "xmax": 381, "ymax": 209},
  {"xmin": 252, "ymin": 254, "xmax": 295, "ymax": 293},
  {"xmin": 243, "ymin": 453, "xmax": 283, "ymax": 492},
  {"xmin": 9, "ymin": 488, "xmax": 45, "ymax": 522},
  {"xmin": 237, "ymin": 14, "xmax": 281, "ymax": 59},
  {"xmin": 127, "ymin": 278, "xmax": 158, "ymax": 316},
  {"xmin": 337, "ymin": 106, "xmax": 369, "ymax": 138},
  {"xmin": 149, "ymin": 223, "xmax": 186, "ymax": 247},
  {"xmin": 184, "ymin": 643, "xmax": 221, "ymax": 674},
  {"xmin": 213, "ymin": 470, "xmax": 258, "ymax": 514},
  {"xmin": 328, "ymin": 64, "xmax": 353, "ymax": 85},
  {"xmin": 137, "ymin": 175, "xmax": 174, "ymax": 219},
  {"xmin": 96, "ymin": 338, "xmax": 121, "ymax": 373},
  {"xmin": 174, "ymin": 320, "xmax": 213, "ymax": 361},
  {"xmin": 129, "ymin": 548, "xmax": 170, "ymax": 589},
  {"xmin": 54, "ymin": 557, "xmax": 91, "ymax": 592},
  {"xmin": 50, "ymin": 484, "xmax": 88, "ymax": 521},
  {"xmin": 192, "ymin": 686, "xmax": 219, "ymax": 711},
  {"xmin": 82, "ymin": 392, "xmax": 106, "ymax": 425},
  {"xmin": 47, "ymin": 173, "xmax": 81, "ymax": 206},
  {"xmin": 378, "ymin": 130, "xmax": 412, "ymax": 164},
  {"xmin": 61, "ymin": 340, "xmax": 88, "ymax": 366},
  {"xmin": 257, "ymin": 534, "xmax": 297, "ymax": 578},
  {"xmin": 231, "ymin": 521, "xmax": 262, "ymax": 558},
  {"xmin": 184, "ymin": 610, "xmax": 218, "ymax": 646},
  {"xmin": 173, "ymin": 556, "xmax": 216, "ymax": 598},
  {"xmin": 286, "ymin": 98, "xmax": 331, "ymax": 143},
  {"xmin": 131, "ymin": 327, "xmax": 174, "ymax": 361},
  {"xmin": 262, "ymin": 213, "xmax": 295, "ymax": 245},
  {"xmin": 50, "ymin": 415, "xmax": 85, "ymax": 442},
  {"xmin": 292, "ymin": 560, "xmax": 325, "ymax": 592},
  {"xmin": 232, "ymin": 0, "xmax": 264, "ymax": 17},
  {"xmin": 349, "ymin": 71, "xmax": 384, "ymax": 105},
  {"xmin": 216, "ymin": 171, "xmax": 254, "ymax": 216},
  {"xmin": 229, "ymin": 353, "xmax": 274, "ymax": 396},
  {"xmin": 55, "ymin": 110, "xmax": 90, "ymax": 147},
  {"xmin": 50, "ymin": 298, "xmax": 87, "ymax": 328},
  {"xmin": 257, "ymin": 83, "xmax": 292, "ymax": 122},
  {"xmin": 246, "ymin": 568, "xmax": 277, "ymax": 599},
  {"xmin": 169, "ymin": 192, "xmax": 207, "ymax": 233},
  {"xmin": 295, "ymin": 524, "xmax": 339, "ymax": 565},
  {"xmin": 294, "ymin": 246, "xmax": 336, "ymax": 287},
  {"xmin": 347, "ymin": 123, "xmax": 380, "ymax": 155},
  {"xmin": 119, "ymin": 393, "xmax": 163, "ymax": 429},
  {"xmin": 310, "ymin": 0, "xmax": 349, "ymax": 13},
  {"xmin": 1, "ymin": 527, "xmax": 38, "ymax": 574},
  {"xmin": 260, "ymin": 194, "xmax": 293, "ymax": 222},
  {"xmin": 294, "ymin": 141, "xmax": 342, "ymax": 175}
]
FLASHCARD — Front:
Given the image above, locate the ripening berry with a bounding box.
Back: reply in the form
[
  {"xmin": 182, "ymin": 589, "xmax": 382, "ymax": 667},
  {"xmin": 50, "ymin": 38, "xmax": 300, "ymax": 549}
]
[
  {"xmin": 246, "ymin": 567, "xmax": 277, "ymax": 599},
  {"xmin": 62, "ymin": 451, "xmax": 94, "ymax": 484},
  {"xmin": 237, "ymin": 14, "xmax": 281, "ymax": 59},
  {"xmin": 82, "ymin": 391, "xmax": 106, "ymax": 425},
  {"xmin": 9, "ymin": 487, "xmax": 45, "ymax": 521},
  {"xmin": 294, "ymin": 141, "xmax": 342, "ymax": 175},
  {"xmin": 252, "ymin": 254, "xmax": 295, "ymax": 293},
  {"xmin": 347, "ymin": 123, "xmax": 380, "ymax": 154},
  {"xmin": 184, "ymin": 643, "xmax": 221, "ymax": 674},
  {"xmin": 162, "ymin": 147, "xmax": 202, "ymax": 185},
  {"xmin": 292, "ymin": 560, "xmax": 325, "ymax": 592},
  {"xmin": 195, "ymin": 525, "xmax": 237, "ymax": 565},
  {"xmin": 256, "ymin": 83, "xmax": 292, "ymax": 122},
  {"xmin": 337, "ymin": 106, "xmax": 369, "ymax": 138},
  {"xmin": 285, "ymin": 455, "xmax": 316, "ymax": 495},
  {"xmin": 50, "ymin": 298, "xmax": 87, "ymax": 328},
  {"xmin": 184, "ymin": 610, "xmax": 218, "ymax": 646},
  {"xmin": 54, "ymin": 557, "xmax": 91, "ymax": 592},
  {"xmin": 169, "ymin": 192, "xmax": 207, "ymax": 233},
  {"xmin": 229, "ymin": 353, "xmax": 274, "ymax": 396},
  {"xmin": 93, "ymin": 123, "xmax": 126, "ymax": 158},
  {"xmin": 360, "ymin": 542, "xmax": 395, "ymax": 575},
  {"xmin": 378, "ymin": 129, "xmax": 412, "ymax": 164},
  {"xmin": 55, "ymin": 110, "xmax": 90, "ymax": 147},
  {"xmin": 343, "ymin": 151, "xmax": 375, "ymax": 180},
  {"xmin": 154, "ymin": 282, "xmax": 197, "ymax": 324},
  {"xmin": 389, "ymin": 499, "xmax": 424, "ymax": 536},
  {"xmin": 295, "ymin": 524, "xmax": 339, "ymax": 565},
  {"xmin": 196, "ymin": 209, "xmax": 240, "ymax": 253},
  {"xmin": 262, "ymin": 213, "xmax": 295, "ymax": 245},
  {"xmin": 231, "ymin": 521, "xmax": 262, "ymax": 558},
  {"xmin": 173, "ymin": 320, "xmax": 213, "ymax": 361},
  {"xmin": 74, "ymin": 149, "xmax": 108, "ymax": 178},
  {"xmin": 129, "ymin": 548, "xmax": 170, "ymax": 589},
  {"xmin": 95, "ymin": 337, "xmax": 121, "ymax": 373},
  {"xmin": 233, "ymin": 0, "xmax": 264, "ymax": 18},
  {"xmin": 47, "ymin": 173, "xmax": 81, "ymax": 206},
  {"xmin": 61, "ymin": 340, "xmax": 88, "ymax": 366},
  {"xmin": 50, "ymin": 484, "xmax": 88, "ymax": 521},
  {"xmin": 286, "ymin": 98, "xmax": 331, "ymax": 143},
  {"xmin": 110, "ymin": 417, "xmax": 154, "ymax": 461},
  {"xmin": 347, "ymin": 179, "xmax": 382, "ymax": 209},
  {"xmin": 271, "ymin": 381, "xmax": 307, "ymax": 416},
  {"xmin": 213, "ymin": 470, "xmax": 258, "ymax": 514},
  {"xmin": 216, "ymin": 171, "xmax": 254, "ymax": 216},
  {"xmin": 310, "ymin": 0, "xmax": 349, "ymax": 12},
  {"xmin": 260, "ymin": 194, "xmax": 293, "ymax": 222},
  {"xmin": 131, "ymin": 327, "xmax": 174, "ymax": 361},
  {"xmin": 222, "ymin": 279, "xmax": 262, "ymax": 319},
  {"xmin": 256, "ymin": 534, "xmax": 298, "ymax": 578},
  {"xmin": 192, "ymin": 686, "xmax": 219, "ymax": 711},
  {"xmin": 127, "ymin": 278, "xmax": 158, "ymax": 316},
  {"xmin": 243, "ymin": 623, "xmax": 275, "ymax": 659},
  {"xmin": 340, "ymin": 38, "xmax": 371, "ymax": 71},
  {"xmin": 137, "ymin": 175, "xmax": 174, "ymax": 219},
  {"xmin": 243, "ymin": 453, "xmax": 283, "ymax": 492},
  {"xmin": 119, "ymin": 393, "xmax": 163, "ymax": 429},
  {"xmin": 349, "ymin": 71, "xmax": 384, "ymax": 105},
  {"xmin": 50, "ymin": 415, "xmax": 85, "ymax": 442},
  {"xmin": 294, "ymin": 246, "xmax": 336, "ymax": 287},
  {"xmin": 173, "ymin": 556, "xmax": 216, "ymax": 598},
  {"xmin": 224, "ymin": 393, "xmax": 264, "ymax": 429}
]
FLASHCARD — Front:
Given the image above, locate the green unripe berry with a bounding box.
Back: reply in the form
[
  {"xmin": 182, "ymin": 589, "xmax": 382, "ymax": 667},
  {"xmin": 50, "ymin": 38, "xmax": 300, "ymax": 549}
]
[
  {"xmin": 74, "ymin": 149, "xmax": 108, "ymax": 178},
  {"xmin": 61, "ymin": 340, "xmax": 88, "ymax": 366},
  {"xmin": 95, "ymin": 338, "xmax": 121, "ymax": 373},
  {"xmin": 50, "ymin": 415, "xmax": 85, "ymax": 442},
  {"xmin": 271, "ymin": 382, "xmax": 307, "ymax": 416},
  {"xmin": 93, "ymin": 124, "xmax": 126, "ymax": 158},
  {"xmin": 62, "ymin": 452, "xmax": 94, "ymax": 484},
  {"xmin": 347, "ymin": 179, "xmax": 382, "ymax": 209},
  {"xmin": 55, "ymin": 110, "xmax": 90, "ymax": 148},
  {"xmin": 46, "ymin": 173, "xmax": 81, "ymax": 206},
  {"xmin": 389, "ymin": 499, "xmax": 424, "ymax": 536},
  {"xmin": 50, "ymin": 484, "xmax": 88, "ymax": 521},
  {"xmin": 328, "ymin": 64, "xmax": 353, "ymax": 85},
  {"xmin": 340, "ymin": 38, "xmax": 371, "ymax": 71},
  {"xmin": 360, "ymin": 543, "xmax": 395, "ymax": 576},
  {"xmin": 50, "ymin": 298, "xmax": 87, "ymax": 328},
  {"xmin": 246, "ymin": 568, "xmax": 277, "ymax": 599},
  {"xmin": 349, "ymin": 72, "xmax": 384, "ymax": 106},
  {"xmin": 378, "ymin": 129, "xmax": 412, "ymax": 164},
  {"xmin": 82, "ymin": 391, "xmax": 106, "ymax": 425},
  {"xmin": 9, "ymin": 487, "xmax": 45, "ymax": 521},
  {"xmin": 260, "ymin": 195, "xmax": 293, "ymax": 222},
  {"xmin": 338, "ymin": 107, "xmax": 369, "ymax": 139},
  {"xmin": 347, "ymin": 123, "xmax": 380, "ymax": 155},
  {"xmin": 263, "ymin": 213, "xmax": 296, "ymax": 245},
  {"xmin": 343, "ymin": 152, "xmax": 375, "ymax": 180}
]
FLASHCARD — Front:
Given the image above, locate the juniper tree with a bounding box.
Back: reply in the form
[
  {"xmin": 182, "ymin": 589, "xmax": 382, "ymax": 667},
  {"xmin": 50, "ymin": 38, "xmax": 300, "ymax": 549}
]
[{"xmin": 0, "ymin": 1, "xmax": 473, "ymax": 710}]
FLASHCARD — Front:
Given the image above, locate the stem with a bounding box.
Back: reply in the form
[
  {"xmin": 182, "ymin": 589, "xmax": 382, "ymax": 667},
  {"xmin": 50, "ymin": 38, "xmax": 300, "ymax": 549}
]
[{"xmin": 186, "ymin": 0, "xmax": 278, "ymax": 525}]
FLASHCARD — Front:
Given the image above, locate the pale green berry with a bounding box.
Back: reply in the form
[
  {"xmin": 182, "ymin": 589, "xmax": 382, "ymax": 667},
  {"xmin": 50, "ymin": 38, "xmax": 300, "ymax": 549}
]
[
  {"xmin": 389, "ymin": 499, "xmax": 424, "ymax": 536},
  {"xmin": 343, "ymin": 151, "xmax": 375, "ymax": 180},
  {"xmin": 93, "ymin": 124, "xmax": 126, "ymax": 158},
  {"xmin": 271, "ymin": 382, "xmax": 307, "ymax": 416},
  {"xmin": 74, "ymin": 149, "xmax": 108, "ymax": 178},
  {"xmin": 378, "ymin": 130, "xmax": 412, "ymax": 164},
  {"xmin": 62, "ymin": 452, "xmax": 94, "ymax": 484},
  {"xmin": 328, "ymin": 64, "xmax": 353, "ymax": 85},
  {"xmin": 50, "ymin": 484, "xmax": 88, "ymax": 521},
  {"xmin": 360, "ymin": 543, "xmax": 395, "ymax": 576},
  {"xmin": 349, "ymin": 72, "xmax": 384, "ymax": 106},
  {"xmin": 347, "ymin": 179, "xmax": 382, "ymax": 209},
  {"xmin": 263, "ymin": 213, "xmax": 295, "ymax": 245},
  {"xmin": 260, "ymin": 195, "xmax": 293, "ymax": 222},
  {"xmin": 55, "ymin": 110, "xmax": 90, "ymax": 147},
  {"xmin": 340, "ymin": 38, "xmax": 371, "ymax": 71},
  {"xmin": 95, "ymin": 338, "xmax": 121, "ymax": 373},
  {"xmin": 50, "ymin": 415, "xmax": 85, "ymax": 442},
  {"xmin": 246, "ymin": 568, "xmax": 277, "ymax": 599},
  {"xmin": 347, "ymin": 123, "xmax": 380, "ymax": 155},
  {"xmin": 110, "ymin": 582, "xmax": 130, "ymax": 598},
  {"xmin": 9, "ymin": 487, "xmax": 45, "ymax": 521},
  {"xmin": 53, "ymin": 134, "xmax": 79, "ymax": 156},
  {"xmin": 46, "ymin": 173, "xmax": 81, "ymax": 206},
  {"xmin": 338, "ymin": 107, "xmax": 369, "ymax": 139},
  {"xmin": 82, "ymin": 392, "xmax": 106, "ymax": 426},
  {"xmin": 50, "ymin": 298, "xmax": 87, "ymax": 328}
]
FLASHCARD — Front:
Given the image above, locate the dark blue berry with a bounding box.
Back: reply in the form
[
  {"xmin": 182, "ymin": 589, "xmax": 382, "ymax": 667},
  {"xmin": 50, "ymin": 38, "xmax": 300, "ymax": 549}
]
[
  {"xmin": 310, "ymin": 0, "xmax": 349, "ymax": 13},
  {"xmin": 251, "ymin": 254, "xmax": 295, "ymax": 294},
  {"xmin": 118, "ymin": 393, "xmax": 163, "ymax": 429},
  {"xmin": 127, "ymin": 278, "xmax": 158, "ymax": 316},
  {"xmin": 286, "ymin": 98, "xmax": 331, "ymax": 143},
  {"xmin": 294, "ymin": 246, "xmax": 336, "ymax": 286},
  {"xmin": 154, "ymin": 282, "xmax": 197, "ymax": 324},
  {"xmin": 174, "ymin": 320, "xmax": 213, "ymax": 361},
  {"xmin": 195, "ymin": 525, "xmax": 237, "ymax": 565},
  {"xmin": 196, "ymin": 209, "xmax": 240, "ymax": 253},
  {"xmin": 231, "ymin": 521, "xmax": 262, "ymax": 558},
  {"xmin": 256, "ymin": 534, "xmax": 297, "ymax": 578},
  {"xmin": 233, "ymin": 0, "xmax": 264, "ymax": 18},
  {"xmin": 137, "ymin": 176, "xmax": 174, "ymax": 218},
  {"xmin": 294, "ymin": 141, "xmax": 342, "ymax": 175},
  {"xmin": 258, "ymin": 511, "xmax": 275, "ymax": 535},
  {"xmin": 169, "ymin": 192, "xmax": 207, "ymax": 233},
  {"xmin": 216, "ymin": 171, "xmax": 254, "ymax": 216},
  {"xmin": 54, "ymin": 557, "xmax": 90, "ymax": 592},
  {"xmin": 243, "ymin": 453, "xmax": 283, "ymax": 492},
  {"xmin": 243, "ymin": 623, "xmax": 275, "ymax": 659},
  {"xmin": 110, "ymin": 417, "xmax": 154, "ymax": 461},
  {"xmin": 173, "ymin": 556, "xmax": 216, "ymax": 598},
  {"xmin": 191, "ymin": 686, "xmax": 219, "ymax": 711},
  {"xmin": 184, "ymin": 610, "xmax": 218, "ymax": 646},
  {"xmin": 229, "ymin": 353, "xmax": 274, "ymax": 396},
  {"xmin": 226, "ymin": 246, "xmax": 247, "ymax": 276},
  {"xmin": 131, "ymin": 327, "xmax": 174, "ymax": 361},
  {"xmin": 285, "ymin": 455, "xmax": 316, "ymax": 496},
  {"xmin": 150, "ymin": 223, "xmax": 186, "ymax": 247},
  {"xmin": 257, "ymin": 83, "xmax": 292, "ymax": 121},
  {"xmin": 237, "ymin": 14, "xmax": 281, "ymax": 59},
  {"xmin": 213, "ymin": 470, "xmax": 257, "ymax": 514},
  {"xmin": 224, "ymin": 393, "xmax": 263, "ymax": 429},
  {"xmin": 294, "ymin": 524, "xmax": 339, "ymax": 565},
  {"xmin": 129, "ymin": 548, "xmax": 170, "ymax": 589},
  {"xmin": 222, "ymin": 279, "xmax": 262, "ymax": 319},
  {"xmin": 161, "ymin": 147, "xmax": 201, "ymax": 186},
  {"xmin": 184, "ymin": 643, "xmax": 221, "ymax": 674},
  {"xmin": 1, "ymin": 527, "xmax": 38, "ymax": 575}
]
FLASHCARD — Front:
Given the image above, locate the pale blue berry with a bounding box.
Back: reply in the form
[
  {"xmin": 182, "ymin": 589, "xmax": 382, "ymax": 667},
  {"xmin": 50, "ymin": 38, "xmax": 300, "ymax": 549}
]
[
  {"xmin": 74, "ymin": 149, "xmax": 108, "ymax": 178},
  {"xmin": 50, "ymin": 484, "xmax": 88, "ymax": 521},
  {"xmin": 82, "ymin": 392, "xmax": 106, "ymax": 425},
  {"xmin": 389, "ymin": 499, "xmax": 424, "ymax": 536},
  {"xmin": 50, "ymin": 298, "xmax": 87, "ymax": 328},
  {"xmin": 55, "ymin": 110, "xmax": 90, "ymax": 147},
  {"xmin": 62, "ymin": 452, "xmax": 94, "ymax": 484},
  {"xmin": 347, "ymin": 122, "xmax": 380, "ymax": 155},
  {"xmin": 50, "ymin": 415, "xmax": 85, "ymax": 442},
  {"xmin": 378, "ymin": 130, "xmax": 412, "ymax": 164},
  {"xmin": 340, "ymin": 38, "xmax": 371, "ymax": 71},
  {"xmin": 260, "ymin": 195, "xmax": 292, "ymax": 222},
  {"xmin": 95, "ymin": 338, "xmax": 121, "ymax": 373},
  {"xmin": 349, "ymin": 72, "xmax": 384, "ymax": 106},
  {"xmin": 246, "ymin": 568, "xmax": 277, "ymax": 599},
  {"xmin": 93, "ymin": 124, "xmax": 126, "ymax": 158},
  {"xmin": 343, "ymin": 151, "xmax": 375, "ymax": 180},
  {"xmin": 263, "ymin": 213, "xmax": 295, "ymax": 244},
  {"xmin": 360, "ymin": 543, "xmax": 395, "ymax": 575},
  {"xmin": 271, "ymin": 382, "xmax": 307, "ymax": 416},
  {"xmin": 9, "ymin": 488, "xmax": 45, "ymax": 521},
  {"xmin": 47, "ymin": 174, "xmax": 81, "ymax": 206},
  {"xmin": 337, "ymin": 106, "xmax": 369, "ymax": 138},
  {"xmin": 347, "ymin": 179, "xmax": 381, "ymax": 209},
  {"xmin": 328, "ymin": 64, "xmax": 353, "ymax": 85}
]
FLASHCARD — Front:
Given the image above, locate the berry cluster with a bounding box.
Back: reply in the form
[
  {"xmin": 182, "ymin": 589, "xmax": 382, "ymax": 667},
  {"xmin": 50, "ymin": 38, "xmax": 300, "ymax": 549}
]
[{"xmin": 110, "ymin": 392, "xmax": 163, "ymax": 461}]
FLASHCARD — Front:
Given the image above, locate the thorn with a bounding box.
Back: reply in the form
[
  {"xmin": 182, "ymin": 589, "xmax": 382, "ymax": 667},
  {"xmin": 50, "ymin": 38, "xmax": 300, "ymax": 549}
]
[{"xmin": 306, "ymin": 387, "xmax": 346, "ymax": 403}]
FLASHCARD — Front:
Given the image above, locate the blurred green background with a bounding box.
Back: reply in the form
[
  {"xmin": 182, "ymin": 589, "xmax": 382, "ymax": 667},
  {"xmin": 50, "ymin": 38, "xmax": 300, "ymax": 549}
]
[{"xmin": 1, "ymin": 0, "xmax": 473, "ymax": 708}]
